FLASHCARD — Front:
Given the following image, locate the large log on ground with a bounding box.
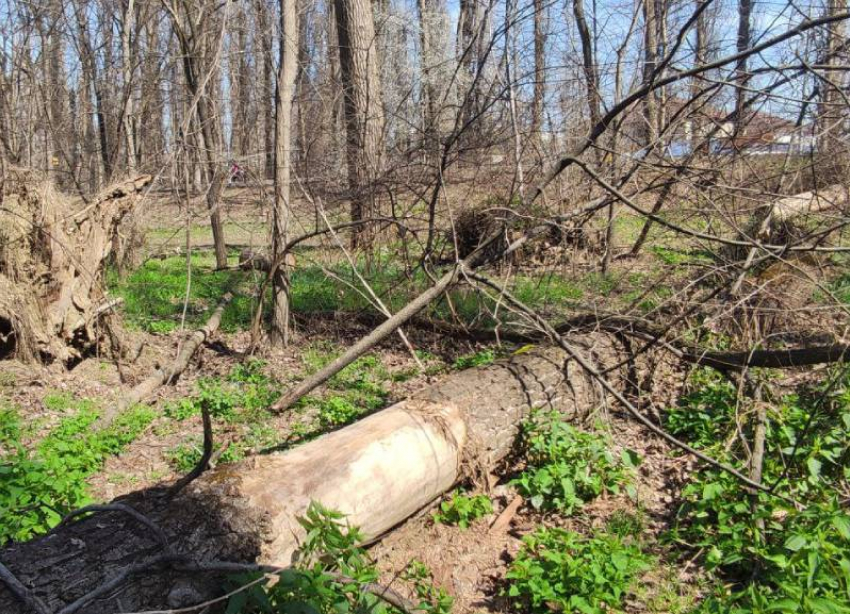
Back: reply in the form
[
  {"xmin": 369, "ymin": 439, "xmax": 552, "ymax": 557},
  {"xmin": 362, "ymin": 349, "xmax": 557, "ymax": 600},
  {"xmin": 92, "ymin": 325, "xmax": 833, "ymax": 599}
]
[{"xmin": 0, "ymin": 338, "xmax": 668, "ymax": 613}]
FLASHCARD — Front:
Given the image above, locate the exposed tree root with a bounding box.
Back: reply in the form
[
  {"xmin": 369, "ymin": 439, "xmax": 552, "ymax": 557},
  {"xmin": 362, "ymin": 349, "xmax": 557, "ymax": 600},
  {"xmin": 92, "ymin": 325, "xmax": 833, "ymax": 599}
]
[{"xmin": 0, "ymin": 169, "xmax": 152, "ymax": 364}]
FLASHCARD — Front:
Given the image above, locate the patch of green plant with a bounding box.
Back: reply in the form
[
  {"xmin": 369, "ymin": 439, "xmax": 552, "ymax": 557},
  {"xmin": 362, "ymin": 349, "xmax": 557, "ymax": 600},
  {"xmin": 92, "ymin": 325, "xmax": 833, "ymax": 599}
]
[
  {"xmin": 0, "ymin": 403, "xmax": 23, "ymax": 450},
  {"xmin": 606, "ymin": 509, "xmax": 647, "ymax": 540},
  {"xmin": 296, "ymin": 349, "xmax": 390, "ymax": 431},
  {"xmin": 225, "ymin": 502, "xmax": 453, "ymax": 614},
  {"xmin": 164, "ymin": 361, "xmax": 281, "ymax": 461},
  {"xmin": 108, "ymin": 254, "xmax": 255, "ymax": 333},
  {"xmin": 433, "ymin": 490, "xmax": 493, "ymax": 529},
  {"xmin": 165, "ymin": 439, "xmax": 204, "ymax": 473},
  {"xmin": 505, "ymin": 527, "xmax": 650, "ymax": 614},
  {"xmin": 400, "ymin": 561, "xmax": 454, "ymax": 614},
  {"xmin": 453, "ymin": 348, "xmax": 498, "ymax": 370},
  {"xmin": 511, "ymin": 275, "xmax": 584, "ymax": 307},
  {"xmin": 650, "ymin": 246, "xmax": 713, "ymax": 266},
  {"xmin": 669, "ymin": 367, "xmax": 850, "ymax": 612},
  {"xmin": 512, "ymin": 412, "xmax": 638, "ymax": 514},
  {"xmin": 665, "ymin": 368, "xmax": 738, "ymax": 450},
  {"xmin": 164, "ymin": 377, "xmax": 238, "ymax": 421},
  {"xmin": 0, "ymin": 401, "xmax": 155, "ymax": 543},
  {"xmin": 317, "ymin": 396, "xmax": 361, "ymax": 428},
  {"xmin": 163, "ymin": 363, "xmax": 287, "ymax": 471},
  {"xmin": 42, "ymin": 391, "xmax": 82, "ymax": 412},
  {"xmin": 581, "ymin": 272, "xmax": 618, "ymax": 296}
]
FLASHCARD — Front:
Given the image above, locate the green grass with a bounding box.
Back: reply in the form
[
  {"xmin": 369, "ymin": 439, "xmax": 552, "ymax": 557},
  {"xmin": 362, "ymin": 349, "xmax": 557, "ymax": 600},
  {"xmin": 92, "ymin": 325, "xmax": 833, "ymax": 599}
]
[
  {"xmin": 107, "ymin": 253, "xmax": 256, "ymax": 333},
  {"xmin": 146, "ymin": 221, "xmax": 268, "ymax": 247},
  {"xmin": 109, "ymin": 248, "xmax": 683, "ymax": 338}
]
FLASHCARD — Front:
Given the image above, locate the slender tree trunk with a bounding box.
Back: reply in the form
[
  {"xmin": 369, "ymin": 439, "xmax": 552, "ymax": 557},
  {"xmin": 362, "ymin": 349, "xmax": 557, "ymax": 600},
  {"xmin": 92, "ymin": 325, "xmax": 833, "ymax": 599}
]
[
  {"xmin": 257, "ymin": 0, "xmax": 276, "ymax": 181},
  {"xmin": 642, "ymin": 0, "xmax": 659, "ymax": 147},
  {"xmin": 818, "ymin": 0, "xmax": 847, "ymax": 152},
  {"xmin": 573, "ymin": 0, "xmax": 601, "ymax": 132},
  {"xmin": 531, "ymin": 0, "xmax": 545, "ymax": 140},
  {"xmin": 334, "ymin": 0, "xmax": 385, "ymax": 249},
  {"xmin": 735, "ymin": 0, "xmax": 751, "ymax": 130},
  {"xmin": 457, "ymin": 0, "xmax": 481, "ymax": 136},
  {"xmin": 120, "ymin": 0, "xmax": 138, "ymax": 174},
  {"xmin": 171, "ymin": 9, "xmax": 229, "ymax": 269},
  {"xmin": 418, "ymin": 0, "xmax": 443, "ymax": 161},
  {"xmin": 690, "ymin": 0, "xmax": 708, "ymax": 150},
  {"xmin": 271, "ymin": 0, "xmax": 299, "ymax": 346}
]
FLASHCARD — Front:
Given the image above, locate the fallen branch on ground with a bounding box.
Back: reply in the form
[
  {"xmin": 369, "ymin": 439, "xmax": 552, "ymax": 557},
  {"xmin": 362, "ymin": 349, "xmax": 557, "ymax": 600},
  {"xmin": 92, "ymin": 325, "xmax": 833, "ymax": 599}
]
[{"xmin": 97, "ymin": 294, "xmax": 232, "ymax": 427}]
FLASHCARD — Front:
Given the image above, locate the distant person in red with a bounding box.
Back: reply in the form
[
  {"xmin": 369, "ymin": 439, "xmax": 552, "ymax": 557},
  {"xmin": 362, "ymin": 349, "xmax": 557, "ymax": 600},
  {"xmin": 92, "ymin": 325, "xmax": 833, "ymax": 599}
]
[{"xmin": 229, "ymin": 161, "xmax": 246, "ymax": 184}]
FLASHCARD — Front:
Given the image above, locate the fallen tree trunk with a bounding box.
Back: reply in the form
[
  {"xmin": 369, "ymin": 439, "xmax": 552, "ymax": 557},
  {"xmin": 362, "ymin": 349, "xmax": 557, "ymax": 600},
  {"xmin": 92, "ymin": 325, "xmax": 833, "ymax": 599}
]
[
  {"xmin": 753, "ymin": 184, "xmax": 848, "ymax": 237},
  {"xmin": 0, "ymin": 338, "xmax": 668, "ymax": 613}
]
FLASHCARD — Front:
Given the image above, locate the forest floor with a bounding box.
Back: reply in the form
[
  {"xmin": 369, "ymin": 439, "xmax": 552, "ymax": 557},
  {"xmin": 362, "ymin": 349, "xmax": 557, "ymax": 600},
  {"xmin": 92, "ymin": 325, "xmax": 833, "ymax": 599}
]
[{"xmin": 3, "ymin": 185, "xmax": 849, "ymax": 613}]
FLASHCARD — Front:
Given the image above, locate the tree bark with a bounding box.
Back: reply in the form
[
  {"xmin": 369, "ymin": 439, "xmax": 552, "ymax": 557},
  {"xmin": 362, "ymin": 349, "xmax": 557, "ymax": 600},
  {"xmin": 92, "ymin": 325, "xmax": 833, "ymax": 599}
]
[
  {"xmin": 119, "ymin": 0, "xmax": 138, "ymax": 174},
  {"xmin": 531, "ymin": 0, "xmax": 545, "ymax": 139},
  {"xmin": 271, "ymin": 0, "xmax": 298, "ymax": 346},
  {"xmin": 735, "ymin": 0, "xmax": 751, "ymax": 130},
  {"xmin": 818, "ymin": 0, "xmax": 847, "ymax": 152},
  {"xmin": 170, "ymin": 4, "xmax": 229, "ymax": 269},
  {"xmin": 418, "ymin": 0, "xmax": 445, "ymax": 160},
  {"xmin": 641, "ymin": 0, "xmax": 659, "ymax": 147},
  {"xmin": 334, "ymin": 0, "xmax": 384, "ymax": 249},
  {"xmin": 0, "ymin": 342, "xmax": 661, "ymax": 613}
]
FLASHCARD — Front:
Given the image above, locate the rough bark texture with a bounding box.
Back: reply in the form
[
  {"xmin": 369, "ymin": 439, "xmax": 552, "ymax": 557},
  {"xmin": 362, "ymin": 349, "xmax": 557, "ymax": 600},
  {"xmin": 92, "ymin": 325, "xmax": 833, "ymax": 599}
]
[
  {"xmin": 641, "ymin": 0, "xmax": 659, "ymax": 147},
  {"xmin": 0, "ymin": 169, "xmax": 151, "ymax": 364},
  {"xmin": 334, "ymin": 0, "xmax": 384, "ymax": 248},
  {"xmin": 0, "ymin": 339, "xmax": 667, "ymax": 613}
]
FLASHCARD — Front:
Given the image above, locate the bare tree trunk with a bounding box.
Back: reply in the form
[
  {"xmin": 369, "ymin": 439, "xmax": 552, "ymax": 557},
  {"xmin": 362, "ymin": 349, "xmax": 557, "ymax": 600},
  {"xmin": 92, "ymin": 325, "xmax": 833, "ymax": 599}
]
[
  {"xmin": 690, "ymin": 0, "xmax": 708, "ymax": 149},
  {"xmin": 256, "ymin": 0, "xmax": 276, "ymax": 181},
  {"xmin": 120, "ymin": 0, "xmax": 138, "ymax": 174},
  {"xmin": 170, "ymin": 3, "xmax": 229, "ymax": 269},
  {"xmin": 418, "ymin": 0, "xmax": 443, "ymax": 161},
  {"xmin": 818, "ymin": 0, "xmax": 847, "ymax": 152},
  {"xmin": 735, "ymin": 0, "xmax": 751, "ymax": 130},
  {"xmin": 271, "ymin": 0, "xmax": 299, "ymax": 346},
  {"xmin": 334, "ymin": 0, "xmax": 385, "ymax": 249},
  {"xmin": 531, "ymin": 0, "xmax": 545, "ymax": 140},
  {"xmin": 573, "ymin": 0, "xmax": 601, "ymax": 139},
  {"xmin": 641, "ymin": 0, "xmax": 659, "ymax": 147},
  {"xmin": 457, "ymin": 0, "xmax": 481, "ymax": 136},
  {"xmin": 504, "ymin": 0, "xmax": 524, "ymax": 197}
]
